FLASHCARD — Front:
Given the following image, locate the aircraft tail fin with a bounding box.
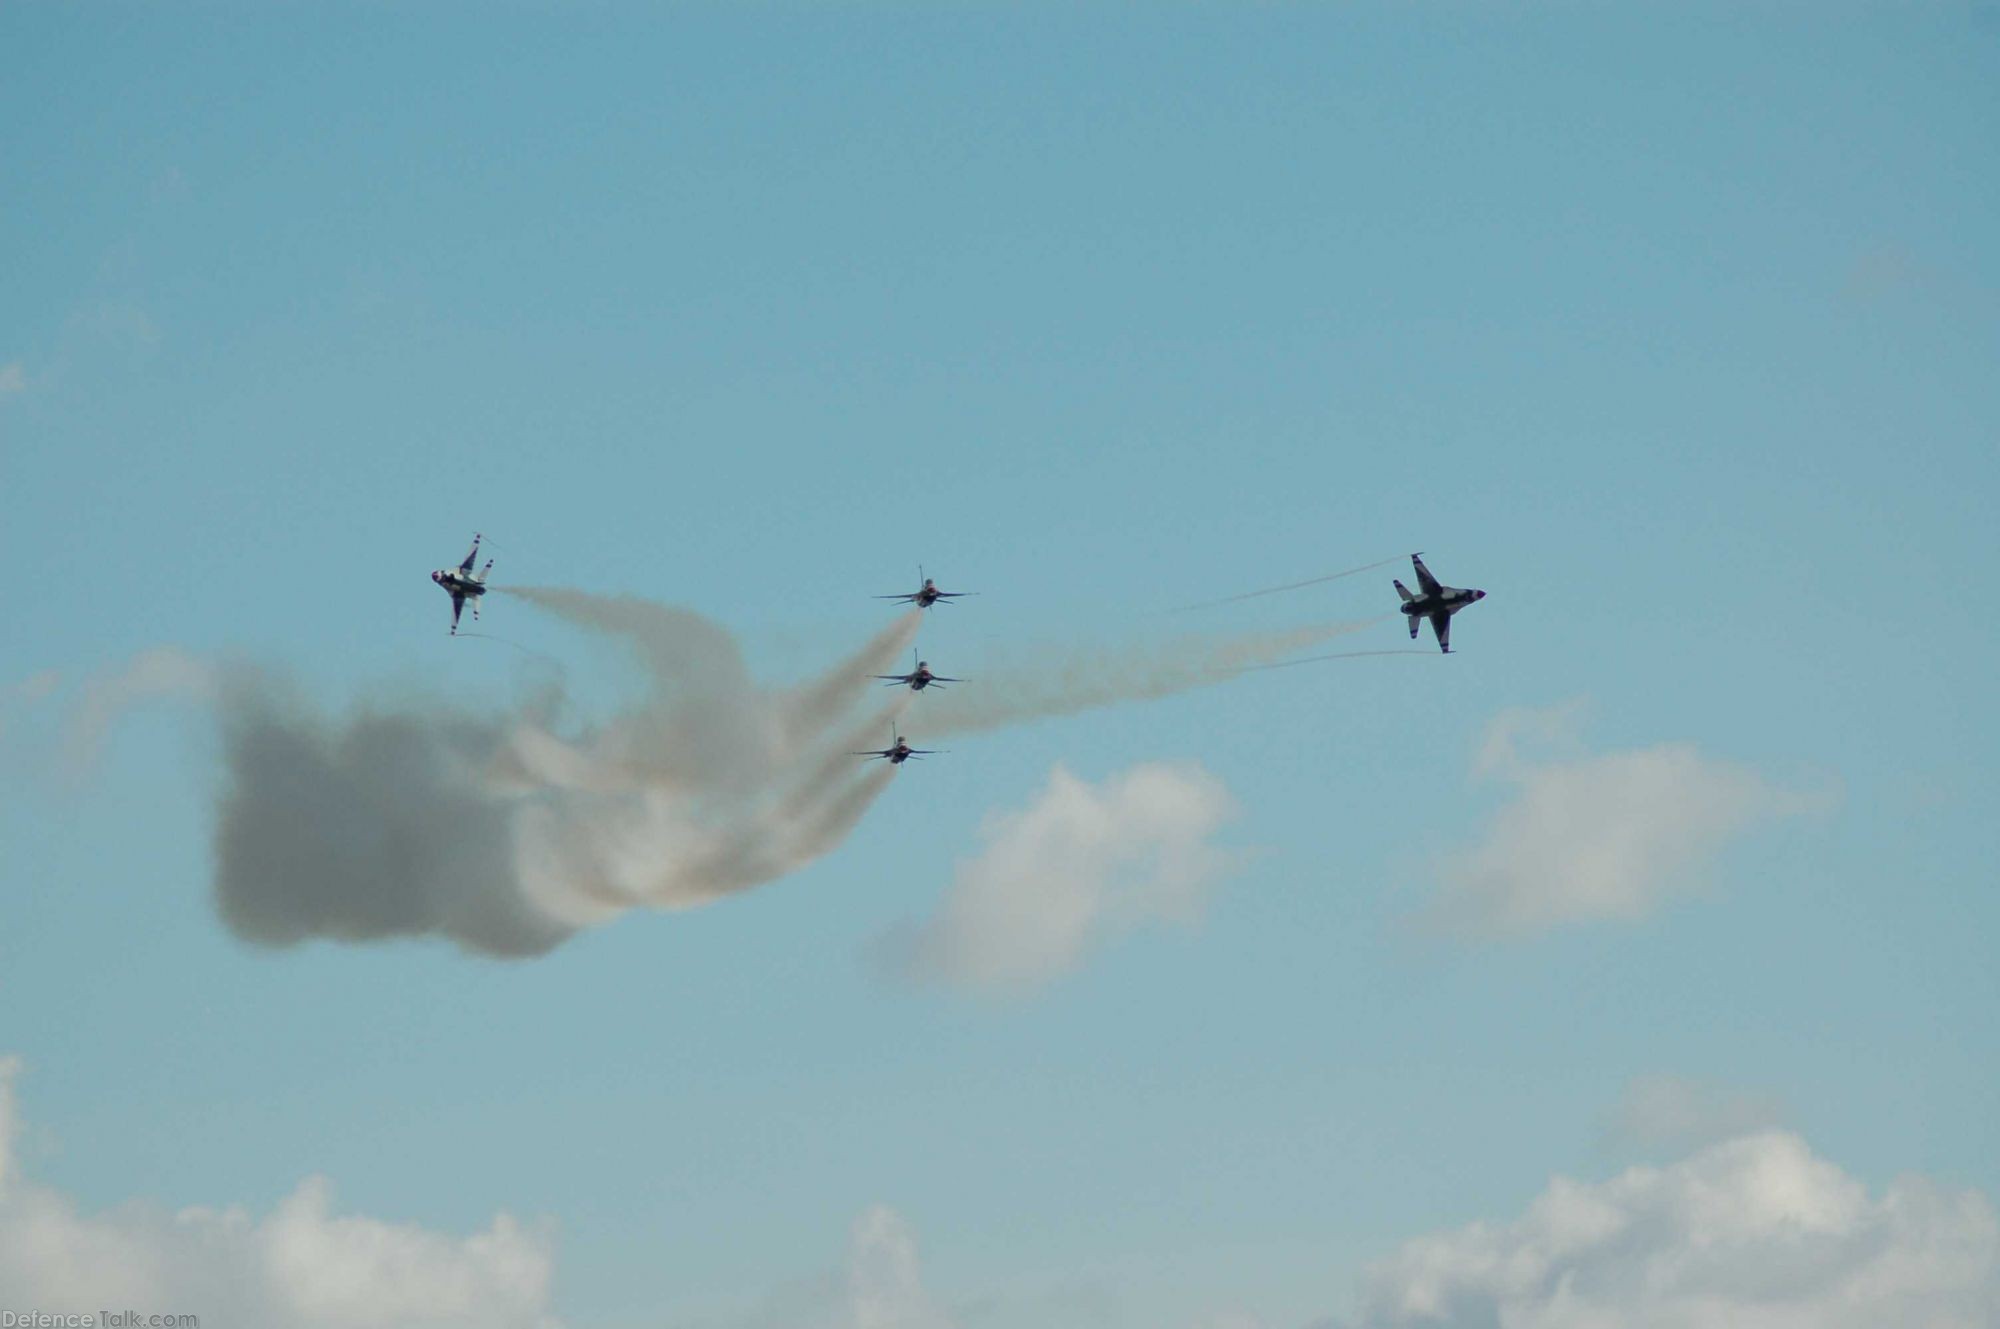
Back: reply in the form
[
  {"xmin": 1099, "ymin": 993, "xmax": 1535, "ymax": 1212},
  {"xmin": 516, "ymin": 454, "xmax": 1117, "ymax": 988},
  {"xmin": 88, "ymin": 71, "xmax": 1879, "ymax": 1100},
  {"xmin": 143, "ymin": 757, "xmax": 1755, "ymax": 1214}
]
[
  {"xmin": 476, "ymin": 558, "xmax": 494, "ymax": 585},
  {"xmin": 1394, "ymin": 579, "xmax": 1414, "ymax": 602},
  {"xmin": 1408, "ymin": 614, "xmax": 1421, "ymax": 640}
]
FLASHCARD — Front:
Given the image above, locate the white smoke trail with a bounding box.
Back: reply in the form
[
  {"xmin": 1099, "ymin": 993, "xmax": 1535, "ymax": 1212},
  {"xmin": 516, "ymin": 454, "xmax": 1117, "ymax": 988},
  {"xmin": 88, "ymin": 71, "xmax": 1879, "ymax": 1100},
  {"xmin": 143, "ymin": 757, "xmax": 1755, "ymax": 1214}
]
[
  {"xmin": 211, "ymin": 595, "xmax": 921, "ymax": 957},
  {"xmin": 1169, "ymin": 555, "xmax": 1406, "ymax": 612},
  {"xmin": 903, "ymin": 619, "xmax": 1381, "ymax": 739},
  {"xmin": 95, "ymin": 589, "xmax": 1392, "ymax": 959},
  {"xmin": 1223, "ymin": 647, "xmax": 1438, "ymax": 674}
]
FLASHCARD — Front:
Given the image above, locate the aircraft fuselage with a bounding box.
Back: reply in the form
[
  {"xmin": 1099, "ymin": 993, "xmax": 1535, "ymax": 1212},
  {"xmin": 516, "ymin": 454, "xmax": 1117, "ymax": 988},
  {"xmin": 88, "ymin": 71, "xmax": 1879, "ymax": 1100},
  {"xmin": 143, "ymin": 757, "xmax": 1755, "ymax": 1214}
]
[
  {"xmin": 1401, "ymin": 586, "xmax": 1480, "ymax": 620},
  {"xmin": 432, "ymin": 571, "xmax": 486, "ymax": 598}
]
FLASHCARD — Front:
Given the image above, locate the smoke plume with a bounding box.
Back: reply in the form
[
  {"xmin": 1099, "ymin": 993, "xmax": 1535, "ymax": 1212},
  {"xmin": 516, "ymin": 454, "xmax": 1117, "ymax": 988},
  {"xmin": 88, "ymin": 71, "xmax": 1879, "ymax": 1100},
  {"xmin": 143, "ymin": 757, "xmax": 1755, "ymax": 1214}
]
[{"xmin": 212, "ymin": 593, "xmax": 920, "ymax": 957}]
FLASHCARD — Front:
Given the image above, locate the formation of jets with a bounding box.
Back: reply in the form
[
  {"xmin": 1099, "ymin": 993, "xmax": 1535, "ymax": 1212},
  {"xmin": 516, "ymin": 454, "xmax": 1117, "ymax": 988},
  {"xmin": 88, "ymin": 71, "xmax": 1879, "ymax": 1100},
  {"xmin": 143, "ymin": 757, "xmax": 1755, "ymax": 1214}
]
[
  {"xmin": 863, "ymin": 569, "xmax": 967, "ymax": 765},
  {"xmin": 432, "ymin": 544, "xmax": 1491, "ymax": 756}
]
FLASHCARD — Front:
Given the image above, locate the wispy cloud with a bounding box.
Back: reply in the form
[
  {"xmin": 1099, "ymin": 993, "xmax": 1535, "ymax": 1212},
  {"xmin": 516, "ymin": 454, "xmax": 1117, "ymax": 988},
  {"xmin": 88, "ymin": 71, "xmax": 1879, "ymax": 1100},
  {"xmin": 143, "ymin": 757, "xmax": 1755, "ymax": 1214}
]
[
  {"xmin": 1599, "ymin": 1074, "xmax": 1787, "ymax": 1156},
  {"xmin": 1427, "ymin": 702, "xmax": 1824, "ymax": 938},
  {"xmin": 0, "ymin": 669, "xmax": 62, "ymax": 747},
  {"xmin": 846, "ymin": 1205, "xmax": 956, "ymax": 1329},
  {"xmin": 0, "ymin": 1056, "xmax": 562, "ymax": 1328},
  {"xmin": 880, "ymin": 762, "xmax": 1242, "ymax": 993},
  {"xmin": 61, "ymin": 647, "xmax": 217, "ymax": 778},
  {"xmin": 689, "ymin": 1204, "xmax": 957, "ymax": 1329}
]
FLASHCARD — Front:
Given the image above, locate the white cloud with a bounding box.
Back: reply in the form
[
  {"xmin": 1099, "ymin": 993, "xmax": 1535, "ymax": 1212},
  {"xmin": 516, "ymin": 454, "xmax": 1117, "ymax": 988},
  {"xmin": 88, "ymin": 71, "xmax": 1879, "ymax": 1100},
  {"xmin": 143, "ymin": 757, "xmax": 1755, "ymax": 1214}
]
[
  {"xmin": 1430, "ymin": 703, "xmax": 1817, "ymax": 937},
  {"xmin": 847, "ymin": 1205, "xmax": 955, "ymax": 1329},
  {"xmin": 885, "ymin": 762, "xmax": 1241, "ymax": 992},
  {"xmin": 1346, "ymin": 1130, "xmax": 2000, "ymax": 1328},
  {"xmin": 0, "ymin": 1057, "xmax": 562, "ymax": 1327},
  {"xmin": 0, "ymin": 362, "xmax": 25, "ymax": 396},
  {"xmin": 699, "ymin": 1205, "xmax": 958, "ymax": 1329},
  {"xmin": 1600, "ymin": 1074, "xmax": 1787, "ymax": 1156}
]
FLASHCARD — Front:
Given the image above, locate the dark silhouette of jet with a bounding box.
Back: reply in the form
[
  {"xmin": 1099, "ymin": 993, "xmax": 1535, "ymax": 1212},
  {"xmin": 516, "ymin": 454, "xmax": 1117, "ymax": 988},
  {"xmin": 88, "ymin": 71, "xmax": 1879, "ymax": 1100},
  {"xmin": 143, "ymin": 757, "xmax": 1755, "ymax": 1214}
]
[
  {"xmin": 432, "ymin": 533, "xmax": 494, "ymax": 635},
  {"xmin": 875, "ymin": 650, "xmax": 962, "ymax": 691},
  {"xmin": 1394, "ymin": 553, "xmax": 1484, "ymax": 654},
  {"xmin": 853, "ymin": 725, "xmax": 938, "ymax": 766},
  {"xmin": 874, "ymin": 566, "xmax": 971, "ymax": 609}
]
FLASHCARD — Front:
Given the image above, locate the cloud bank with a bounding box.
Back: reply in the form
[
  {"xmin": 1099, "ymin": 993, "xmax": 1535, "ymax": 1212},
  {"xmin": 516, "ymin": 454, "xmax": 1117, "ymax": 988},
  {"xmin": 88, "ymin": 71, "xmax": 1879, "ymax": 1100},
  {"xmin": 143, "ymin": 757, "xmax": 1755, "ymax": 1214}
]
[
  {"xmin": 882, "ymin": 761, "xmax": 1241, "ymax": 992},
  {"xmin": 0, "ymin": 1057, "xmax": 561, "ymax": 1328},
  {"xmin": 1347, "ymin": 1130, "xmax": 2000, "ymax": 1329},
  {"xmin": 1428, "ymin": 702, "xmax": 1819, "ymax": 938}
]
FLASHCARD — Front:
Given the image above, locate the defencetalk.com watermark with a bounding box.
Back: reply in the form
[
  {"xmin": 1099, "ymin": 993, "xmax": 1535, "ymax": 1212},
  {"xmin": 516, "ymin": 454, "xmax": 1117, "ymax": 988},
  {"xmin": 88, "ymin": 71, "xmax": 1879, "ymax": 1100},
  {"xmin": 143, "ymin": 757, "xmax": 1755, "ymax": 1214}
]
[{"xmin": 1, "ymin": 1315, "xmax": 196, "ymax": 1328}]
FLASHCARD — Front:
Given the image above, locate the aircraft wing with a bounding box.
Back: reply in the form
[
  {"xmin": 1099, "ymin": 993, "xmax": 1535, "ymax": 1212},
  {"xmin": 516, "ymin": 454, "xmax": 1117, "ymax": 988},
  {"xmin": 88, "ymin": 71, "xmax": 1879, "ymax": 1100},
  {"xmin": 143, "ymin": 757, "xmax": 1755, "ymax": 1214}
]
[
  {"xmin": 449, "ymin": 592, "xmax": 466, "ymax": 633},
  {"xmin": 1429, "ymin": 610, "xmax": 1451, "ymax": 654},
  {"xmin": 872, "ymin": 593, "xmax": 918, "ymax": 602},
  {"xmin": 1411, "ymin": 554, "xmax": 1442, "ymax": 596},
  {"xmin": 459, "ymin": 535, "xmax": 482, "ymax": 574}
]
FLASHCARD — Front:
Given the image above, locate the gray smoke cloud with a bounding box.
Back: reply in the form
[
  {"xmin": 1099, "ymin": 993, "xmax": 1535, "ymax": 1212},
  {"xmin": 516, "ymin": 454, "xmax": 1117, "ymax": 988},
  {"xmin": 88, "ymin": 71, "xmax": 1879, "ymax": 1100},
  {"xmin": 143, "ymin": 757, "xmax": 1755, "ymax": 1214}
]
[
  {"xmin": 902, "ymin": 619, "xmax": 1378, "ymax": 739},
  {"xmin": 213, "ymin": 594, "xmax": 920, "ymax": 957}
]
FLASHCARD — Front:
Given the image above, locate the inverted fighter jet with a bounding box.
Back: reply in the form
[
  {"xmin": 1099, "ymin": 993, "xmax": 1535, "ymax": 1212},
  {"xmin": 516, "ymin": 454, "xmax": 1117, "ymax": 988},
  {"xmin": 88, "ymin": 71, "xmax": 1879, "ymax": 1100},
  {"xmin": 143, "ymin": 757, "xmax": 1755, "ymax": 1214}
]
[
  {"xmin": 853, "ymin": 726, "xmax": 937, "ymax": 765},
  {"xmin": 432, "ymin": 533, "xmax": 494, "ymax": 635},
  {"xmin": 875, "ymin": 650, "xmax": 962, "ymax": 691},
  {"xmin": 874, "ymin": 566, "xmax": 971, "ymax": 609},
  {"xmin": 1394, "ymin": 553, "xmax": 1485, "ymax": 654}
]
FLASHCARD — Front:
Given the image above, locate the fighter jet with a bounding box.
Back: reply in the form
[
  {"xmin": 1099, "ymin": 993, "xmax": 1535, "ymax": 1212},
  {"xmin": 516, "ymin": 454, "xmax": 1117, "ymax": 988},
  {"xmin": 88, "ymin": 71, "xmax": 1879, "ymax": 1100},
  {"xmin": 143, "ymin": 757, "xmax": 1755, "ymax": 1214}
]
[
  {"xmin": 432, "ymin": 533, "xmax": 494, "ymax": 635},
  {"xmin": 874, "ymin": 566, "xmax": 971, "ymax": 609},
  {"xmin": 875, "ymin": 650, "xmax": 962, "ymax": 691},
  {"xmin": 1394, "ymin": 553, "xmax": 1485, "ymax": 654},
  {"xmin": 853, "ymin": 726, "xmax": 937, "ymax": 765}
]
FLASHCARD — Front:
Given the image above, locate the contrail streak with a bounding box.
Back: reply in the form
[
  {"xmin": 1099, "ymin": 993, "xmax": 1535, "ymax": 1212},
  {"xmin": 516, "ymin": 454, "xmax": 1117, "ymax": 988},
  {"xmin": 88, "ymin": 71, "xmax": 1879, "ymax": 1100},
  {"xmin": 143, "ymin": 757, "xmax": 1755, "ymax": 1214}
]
[
  {"xmin": 905, "ymin": 619, "xmax": 1380, "ymax": 738},
  {"xmin": 1222, "ymin": 648, "xmax": 1436, "ymax": 674},
  {"xmin": 1169, "ymin": 555, "xmax": 1406, "ymax": 612}
]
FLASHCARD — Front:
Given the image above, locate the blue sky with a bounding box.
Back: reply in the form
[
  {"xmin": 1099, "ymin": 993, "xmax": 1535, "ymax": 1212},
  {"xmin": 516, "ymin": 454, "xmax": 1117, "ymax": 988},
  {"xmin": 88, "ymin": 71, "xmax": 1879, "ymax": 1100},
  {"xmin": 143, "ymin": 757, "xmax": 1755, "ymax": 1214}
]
[{"xmin": 2, "ymin": 5, "xmax": 1996, "ymax": 1326}]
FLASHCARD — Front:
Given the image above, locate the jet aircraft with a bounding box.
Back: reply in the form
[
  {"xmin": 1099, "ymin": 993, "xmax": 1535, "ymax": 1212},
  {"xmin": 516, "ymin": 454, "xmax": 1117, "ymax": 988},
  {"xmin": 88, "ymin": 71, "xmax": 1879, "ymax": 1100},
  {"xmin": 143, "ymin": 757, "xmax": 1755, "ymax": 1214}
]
[
  {"xmin": 432, "ymin": 533, "xmax": 494, "ymax": 635},
  {"xmin": 874, "ymin": 567, "xmax": 971, "ymax": 609},
  {"xmin": 1394, "ymin": 553, "xmax": 1485, "ymax": 654},
  {"xmin": 853, "ymin": 726, "xmax": 937, "ymax": 765},
  {"xmin": 875, "ymin": 650, "xmax": 962, "ymax": 691}
]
